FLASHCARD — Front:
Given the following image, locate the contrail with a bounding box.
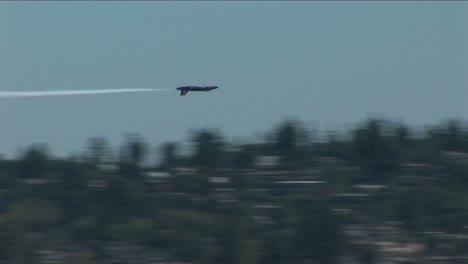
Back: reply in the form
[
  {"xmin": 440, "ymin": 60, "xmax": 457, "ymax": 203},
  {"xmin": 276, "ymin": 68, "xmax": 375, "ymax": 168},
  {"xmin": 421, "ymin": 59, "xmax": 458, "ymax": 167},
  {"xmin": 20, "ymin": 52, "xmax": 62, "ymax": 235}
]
[{"xmin": 0, "ymin": 88, "xmax": 172, "ymax": 98}]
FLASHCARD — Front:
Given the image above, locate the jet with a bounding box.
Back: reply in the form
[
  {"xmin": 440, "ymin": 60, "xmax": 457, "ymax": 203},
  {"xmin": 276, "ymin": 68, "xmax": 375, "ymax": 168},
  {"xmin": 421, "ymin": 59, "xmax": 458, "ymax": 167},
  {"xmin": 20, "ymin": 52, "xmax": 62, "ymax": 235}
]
[{"xmin": 176, "ymin": 86, "xmax": 218, "ymax": 96}]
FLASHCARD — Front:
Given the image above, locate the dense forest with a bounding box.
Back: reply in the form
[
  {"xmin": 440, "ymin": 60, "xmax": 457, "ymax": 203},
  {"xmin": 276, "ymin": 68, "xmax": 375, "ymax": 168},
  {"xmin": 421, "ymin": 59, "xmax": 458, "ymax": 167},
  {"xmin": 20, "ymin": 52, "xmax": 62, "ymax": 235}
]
[{"xmin": 1, "ymin": 118, "xmax": 468, "ymax": 264}]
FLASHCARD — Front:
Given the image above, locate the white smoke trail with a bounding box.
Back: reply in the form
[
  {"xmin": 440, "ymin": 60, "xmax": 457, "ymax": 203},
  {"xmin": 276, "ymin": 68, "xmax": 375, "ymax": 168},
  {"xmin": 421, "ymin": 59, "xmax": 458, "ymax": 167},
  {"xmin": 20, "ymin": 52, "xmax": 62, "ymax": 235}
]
[{"xmin": 0, "ymin": 88, "xmax": 172, "ymax": 98}]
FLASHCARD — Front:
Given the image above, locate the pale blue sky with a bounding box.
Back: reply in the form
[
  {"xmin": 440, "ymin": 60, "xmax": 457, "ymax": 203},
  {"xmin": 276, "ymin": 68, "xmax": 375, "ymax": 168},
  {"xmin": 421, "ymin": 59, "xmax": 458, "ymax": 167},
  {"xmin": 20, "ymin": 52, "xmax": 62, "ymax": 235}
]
[{"xmin": 0, "ymin": 2, "xmax": 467, "ymax": 159}]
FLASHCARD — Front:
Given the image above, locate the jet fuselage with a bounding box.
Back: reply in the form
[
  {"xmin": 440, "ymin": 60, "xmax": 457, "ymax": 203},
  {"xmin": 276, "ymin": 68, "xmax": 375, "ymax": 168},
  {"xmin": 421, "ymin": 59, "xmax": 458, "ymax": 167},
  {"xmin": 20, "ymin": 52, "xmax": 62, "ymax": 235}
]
[{"xmin": 176, "ymin": 86, "xmax": 218, "ymax": 96}]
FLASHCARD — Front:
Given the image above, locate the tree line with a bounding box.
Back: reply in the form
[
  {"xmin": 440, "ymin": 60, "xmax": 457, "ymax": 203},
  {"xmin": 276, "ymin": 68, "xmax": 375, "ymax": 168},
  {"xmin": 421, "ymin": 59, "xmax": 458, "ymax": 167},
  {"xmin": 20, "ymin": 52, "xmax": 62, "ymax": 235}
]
[{"xmin": 0, "ymin": 117, "xmax": 468, "ymax": 263}]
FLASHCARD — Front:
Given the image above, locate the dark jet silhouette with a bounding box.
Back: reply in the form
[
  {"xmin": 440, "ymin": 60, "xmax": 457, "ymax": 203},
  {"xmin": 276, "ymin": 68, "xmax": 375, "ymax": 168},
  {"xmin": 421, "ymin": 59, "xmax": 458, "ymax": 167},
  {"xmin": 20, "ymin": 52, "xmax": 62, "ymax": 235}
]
[{"xmin": 176, "ymin": 86, "xmax": 218, "ymax": 96}]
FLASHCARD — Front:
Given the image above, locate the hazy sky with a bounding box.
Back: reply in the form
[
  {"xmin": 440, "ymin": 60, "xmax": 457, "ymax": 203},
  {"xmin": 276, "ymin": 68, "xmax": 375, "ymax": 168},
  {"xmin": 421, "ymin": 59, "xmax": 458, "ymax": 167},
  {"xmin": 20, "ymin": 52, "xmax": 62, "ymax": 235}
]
[{"xmin": 1, "ymin": 2, "xmax": 467, "ymax": 159}]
